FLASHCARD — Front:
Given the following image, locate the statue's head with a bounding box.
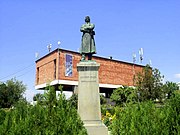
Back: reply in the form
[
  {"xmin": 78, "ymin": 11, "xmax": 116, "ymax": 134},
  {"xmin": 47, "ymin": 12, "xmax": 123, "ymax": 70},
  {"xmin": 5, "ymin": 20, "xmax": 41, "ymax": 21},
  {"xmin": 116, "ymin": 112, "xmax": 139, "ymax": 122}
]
[{"xmin": 85, "ymin": 16, "xmax": 90, "ymax": 23}]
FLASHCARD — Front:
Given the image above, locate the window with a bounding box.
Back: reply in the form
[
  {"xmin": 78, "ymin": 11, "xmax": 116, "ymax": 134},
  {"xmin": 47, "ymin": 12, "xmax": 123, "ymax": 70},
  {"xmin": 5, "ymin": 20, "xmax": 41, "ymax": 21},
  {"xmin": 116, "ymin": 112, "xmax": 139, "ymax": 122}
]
[
  {"xmin": 54, "ymin": 59, "xmax": 56, "ymax": 79},
  {"xmin": 37, "ymin": 67, "xmax": 39, "ymax": 84},
  {"xmin": 65, "ymin": 54, "xmax": 73, "ymax": 77}
]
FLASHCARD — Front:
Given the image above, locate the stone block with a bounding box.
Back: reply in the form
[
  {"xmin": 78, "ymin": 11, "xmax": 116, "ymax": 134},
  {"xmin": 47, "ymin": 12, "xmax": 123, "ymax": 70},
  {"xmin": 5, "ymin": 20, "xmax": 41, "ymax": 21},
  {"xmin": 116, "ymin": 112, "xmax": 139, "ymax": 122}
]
[{"xmin": 77, "ymin": 61, "xmax": 108, "ymax": 135}]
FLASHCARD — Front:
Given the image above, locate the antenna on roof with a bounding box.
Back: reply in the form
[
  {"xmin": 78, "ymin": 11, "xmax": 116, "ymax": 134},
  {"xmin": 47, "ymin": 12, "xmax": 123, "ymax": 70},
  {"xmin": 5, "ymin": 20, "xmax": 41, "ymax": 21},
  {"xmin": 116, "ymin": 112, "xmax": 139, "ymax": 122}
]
[
  {"xmin": 132, "ymin": 52, "xmax": 136, "ymax": 85},
  {"xmin": 57, "ymin": 41, "xmax": 61, "ymax": 48},
  {"xmin": 35, "ymin": 52, "xmax": 39, "ymax": 59},
  {"xmin": 139, "ymin": 48, "xmax": 143, "ymax": 63},
  {"xmin": 109, "ymin": 56, "xmax": 113, "ymax": 59},
  {"xmin": 149, "ymin": 59, "xmax": 152, "ymax": 66},
  {"xmin": 47, "ymin": 44, "xmax": 52, "ymax": 53},
  {"xmin": 132, "ymin": 53, "xmax": 136, "ymax": 64}
]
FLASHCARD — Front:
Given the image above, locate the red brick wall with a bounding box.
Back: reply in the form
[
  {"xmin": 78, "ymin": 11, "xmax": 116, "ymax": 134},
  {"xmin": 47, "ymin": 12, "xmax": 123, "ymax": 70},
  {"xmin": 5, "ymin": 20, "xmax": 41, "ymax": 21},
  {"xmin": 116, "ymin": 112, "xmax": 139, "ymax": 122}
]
[
  {"xmin": 36, "ymin": 49, "xmax": 143, "ymax": 87},
  {"xmin": 36, "ymin": 51, "xmax": 58, "ymax": 85},
  {"xmin": 94, "ymin": 57, "xmax": 142, "ymax": 86}
]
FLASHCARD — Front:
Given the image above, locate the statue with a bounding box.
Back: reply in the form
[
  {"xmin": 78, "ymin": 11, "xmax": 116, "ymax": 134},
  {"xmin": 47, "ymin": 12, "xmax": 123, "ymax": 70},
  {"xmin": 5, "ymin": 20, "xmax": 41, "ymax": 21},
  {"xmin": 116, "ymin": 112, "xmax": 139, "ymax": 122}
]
[{"xmin": 80, "ymin": 16, "xmax": 96, "ymax": 61}]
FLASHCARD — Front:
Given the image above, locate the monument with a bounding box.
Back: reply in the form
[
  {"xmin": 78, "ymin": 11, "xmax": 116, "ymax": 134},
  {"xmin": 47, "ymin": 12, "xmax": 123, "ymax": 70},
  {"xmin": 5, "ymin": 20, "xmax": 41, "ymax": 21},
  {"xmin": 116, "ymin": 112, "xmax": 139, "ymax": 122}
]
[
  {"xmin": 77, "ymin": 16, "xmax": 108, "ymax": 135},
  {"xmin": 80, "ymin": 16, "xmax": 96, "ymax": 61}
]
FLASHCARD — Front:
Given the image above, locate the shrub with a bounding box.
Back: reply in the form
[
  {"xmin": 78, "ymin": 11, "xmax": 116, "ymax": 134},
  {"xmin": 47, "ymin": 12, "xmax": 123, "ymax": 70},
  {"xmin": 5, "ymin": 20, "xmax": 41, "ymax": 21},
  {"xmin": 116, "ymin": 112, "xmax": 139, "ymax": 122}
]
[
  {"xmin": 110, "ymin": 86, "xmax": 137, "ymax": 106},
  {"xmin": 68, "ymin": 94, "xmax": 78, "ymax": 109},
  {"xmin": 111, "ymin": 94, "xmax": 180, "ymax": 135},
  {"xmin": 111, "ymin": 102, "xmax": 163, "ymax": 135},
  {"xmin": 163, "ymin": 91, "xmax": 180, "ymax": 134},
  {"xmin": 0, "ymin": 86, "xmax": 87, "ymax": 135},
  {"xmin": 102, "ymin": 110, "xmax": 116, "ymax": 131},
  {"xmin": 0, "ymin": 109, "xmax": 6, "ymax": 125}
]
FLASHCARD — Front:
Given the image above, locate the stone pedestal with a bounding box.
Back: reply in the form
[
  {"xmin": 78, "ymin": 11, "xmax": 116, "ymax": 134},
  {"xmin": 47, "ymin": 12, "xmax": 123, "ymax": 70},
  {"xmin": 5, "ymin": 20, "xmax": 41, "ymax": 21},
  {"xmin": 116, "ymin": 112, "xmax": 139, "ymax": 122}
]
[{"xmin": 77, "ymin": 61, "xmax": 108, "ymax": 135}]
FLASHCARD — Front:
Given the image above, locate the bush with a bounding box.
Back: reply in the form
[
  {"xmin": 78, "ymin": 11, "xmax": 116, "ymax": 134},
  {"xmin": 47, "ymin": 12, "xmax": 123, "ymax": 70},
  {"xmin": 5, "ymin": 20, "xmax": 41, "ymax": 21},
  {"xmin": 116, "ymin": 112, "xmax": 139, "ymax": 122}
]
[
  {"xmin": 0, "ymin": 109, "xmax": 6, "ymax": 125},
  {"xmin": 68, "ymin": 94, "xmax": 78, "ymax": 109},
  {"xmin": 0, "ymin": 86, "xmax": 87, "ymax": 135},
  {"xmin": 110, "ymin": 86, "xmax": 137, "ymax": 106},
  {"xmin": 111, "ymin": 102, "xmax": 164, "ymax": 135},
  {"xmin": 111, "ymin": 93, "xmax": 180, "ymax": 135},
  {"xmin": 163, "ymin": 91, "xmax": 180, "ymax": 134}
]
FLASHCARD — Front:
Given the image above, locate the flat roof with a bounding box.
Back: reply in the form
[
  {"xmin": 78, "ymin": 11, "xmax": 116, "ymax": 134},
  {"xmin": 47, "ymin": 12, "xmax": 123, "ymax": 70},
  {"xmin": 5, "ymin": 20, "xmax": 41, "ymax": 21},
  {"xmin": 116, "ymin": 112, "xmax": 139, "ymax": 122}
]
[{"xmin": 36, "ymin": 48, "xmax": 145, "ymax": 68}]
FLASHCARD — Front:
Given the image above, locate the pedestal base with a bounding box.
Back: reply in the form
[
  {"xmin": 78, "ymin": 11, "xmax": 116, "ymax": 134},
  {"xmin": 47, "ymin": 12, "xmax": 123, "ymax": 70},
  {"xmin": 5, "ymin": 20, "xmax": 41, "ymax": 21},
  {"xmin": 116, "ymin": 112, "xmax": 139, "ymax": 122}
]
[
  {"xmin": 77, "ymin": 61, "xmax": 108, "ymax": 135},
  {"xmin": 85, "ymin": 123, "xmax": 108, "ymax": 135}
]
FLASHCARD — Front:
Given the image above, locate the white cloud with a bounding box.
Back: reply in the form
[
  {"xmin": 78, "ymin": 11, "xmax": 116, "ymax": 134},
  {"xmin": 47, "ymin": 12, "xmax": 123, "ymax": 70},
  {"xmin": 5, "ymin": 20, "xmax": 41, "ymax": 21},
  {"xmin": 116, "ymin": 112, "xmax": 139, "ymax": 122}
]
[{"xmin": 174, "ymin": 74, "xmax": 180, "ymax": 79}]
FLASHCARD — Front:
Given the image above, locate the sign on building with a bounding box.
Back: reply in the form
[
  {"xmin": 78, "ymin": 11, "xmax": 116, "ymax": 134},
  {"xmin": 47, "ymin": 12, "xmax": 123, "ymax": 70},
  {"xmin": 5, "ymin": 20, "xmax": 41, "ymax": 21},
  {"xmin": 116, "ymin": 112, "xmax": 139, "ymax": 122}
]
[{"xmin": 65, "ymin": 54, "xmax": 73, "ymax": 77}]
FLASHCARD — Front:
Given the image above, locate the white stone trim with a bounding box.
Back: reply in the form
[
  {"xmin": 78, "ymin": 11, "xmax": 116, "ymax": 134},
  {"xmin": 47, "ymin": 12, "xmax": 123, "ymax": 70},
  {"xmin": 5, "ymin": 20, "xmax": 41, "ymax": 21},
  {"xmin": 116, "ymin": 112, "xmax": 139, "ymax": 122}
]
[
  {"xmin": 35, "ymin": 80, "xmax": 78, "ymax": 89},
  {"xmin": 35, "ymin": 83, "xmax": 47, "ymax": 89},
  {"xmin": 99, "ymin": 83, "xmax": 123, "ymax": 88},
  {"xmin": 35, "ymin": 79, "xmax": 123, "ymax": 89},
  {"xmin": 58, "ymin": 80, "xmax": 78, "ymax": 85}
]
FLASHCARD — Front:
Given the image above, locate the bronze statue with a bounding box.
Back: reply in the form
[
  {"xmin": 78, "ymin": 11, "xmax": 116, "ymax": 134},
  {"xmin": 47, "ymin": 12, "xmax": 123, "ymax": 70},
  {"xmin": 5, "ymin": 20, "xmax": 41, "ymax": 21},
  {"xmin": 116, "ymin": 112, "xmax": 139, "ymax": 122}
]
[{"xmin": 80, "ymin": 16, "xmax": 96, "ymax": 60}]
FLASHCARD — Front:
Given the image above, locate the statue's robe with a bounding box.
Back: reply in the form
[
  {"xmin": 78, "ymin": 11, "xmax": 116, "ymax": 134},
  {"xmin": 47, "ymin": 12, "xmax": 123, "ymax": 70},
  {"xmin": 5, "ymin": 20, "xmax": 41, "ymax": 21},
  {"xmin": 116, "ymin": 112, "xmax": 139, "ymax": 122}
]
[{"xmin": 80, "ymin": 23, "xmax": 96, "ymax": 54}]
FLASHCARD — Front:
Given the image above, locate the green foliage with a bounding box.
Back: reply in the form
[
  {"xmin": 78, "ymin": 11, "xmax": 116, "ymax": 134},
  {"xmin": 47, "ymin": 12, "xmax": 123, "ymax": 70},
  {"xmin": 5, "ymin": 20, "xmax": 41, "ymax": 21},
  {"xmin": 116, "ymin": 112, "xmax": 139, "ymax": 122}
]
[
  {"xmin": 100, "ymin": 94, "xmax": 107, "ymax": 105},
  {"xmin": 163, "ymin": 91, "xmax": 180, "ymax": 134},
  {"xmin": 0, "ymin": 109, "xmax": 6, "ymax": 125},
  {"xmin": 0, "ymin": 86, "xmax": 87, "ymax": 135},
  {"xmin": 111, "ymin": 92, "xmax": 180, "ymax": 135},
  {"xmin": 163, "ymin": 81, "xmax": 179, "ymax": 99},
  {"xmin": 135, "ymin": 65, "xmax": 164, "ymax": 101},
  {"xmin": 0, "ymin": 78, "xmax": 26, "ymax": 108},
  {"xmin": 33, "ymin": 93, "xmax": 45, "ymax": 102},
  {"xmin": 102, "ymin": 110, "xmax": 115, "ymax": 131},
  {"xmin": 68, "ymin": 94, "xmax": 78, "ymax": 109},
  {"xmin": 111, "ymin": 102, "xmax": 161, "ymax": 135},
  {"xmin": 105, "ymin": 65, "xmax": 180, "ymax": 134},
  {"xmin": 101, "ymin": 104, "xmax": 115, "ymax": 117},
  {"xmin": 110, "ymin": 86, "xmax": 137, "ymax": 106}
]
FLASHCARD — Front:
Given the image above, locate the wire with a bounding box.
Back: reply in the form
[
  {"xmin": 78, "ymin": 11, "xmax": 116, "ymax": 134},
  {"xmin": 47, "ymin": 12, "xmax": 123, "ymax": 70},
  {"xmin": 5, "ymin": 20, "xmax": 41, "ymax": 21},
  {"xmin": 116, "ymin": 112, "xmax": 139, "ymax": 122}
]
[
  {"xmin": 0, "ymin": 63, "xmax": 35, "ymax": 80},
  {"xmin": 0, "ymin": 44, "xmax": 58, "ymax": 81},
  {"xmin": 16, "ymin": 67, "xmax": 34, "ymax": 78}
]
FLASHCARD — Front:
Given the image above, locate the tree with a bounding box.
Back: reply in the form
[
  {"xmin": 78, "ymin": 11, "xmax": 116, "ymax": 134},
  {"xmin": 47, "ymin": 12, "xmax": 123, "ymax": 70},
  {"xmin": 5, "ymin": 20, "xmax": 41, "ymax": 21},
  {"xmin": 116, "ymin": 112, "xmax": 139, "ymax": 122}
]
[
  {"xmin": 0, "ymin": 78, "xmax": 26, "ymax": 108},
  {"xmin": 110, "ymin": 86, "xmax": 137, "ymax": 106},
  {"xmin": 163, "ymin": 81, "xmax": 179, "ymax": 99},
  {"xmin": 135, "ymin": 65, "xmax": 164, "ymax": 102}
]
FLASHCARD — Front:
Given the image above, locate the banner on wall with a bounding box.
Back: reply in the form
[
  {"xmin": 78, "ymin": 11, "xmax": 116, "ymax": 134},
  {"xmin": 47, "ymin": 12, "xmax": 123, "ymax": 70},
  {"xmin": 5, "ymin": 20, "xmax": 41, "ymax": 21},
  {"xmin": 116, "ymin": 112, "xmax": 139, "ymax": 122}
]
[{"xmin": 65, "ymin": 54, "xmax": 73, "ymax": 76}]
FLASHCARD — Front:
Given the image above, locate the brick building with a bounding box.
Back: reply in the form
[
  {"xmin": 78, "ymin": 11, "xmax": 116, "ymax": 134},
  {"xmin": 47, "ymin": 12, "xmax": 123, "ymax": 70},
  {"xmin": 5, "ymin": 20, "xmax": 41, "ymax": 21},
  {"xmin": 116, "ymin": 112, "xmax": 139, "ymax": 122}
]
[{"xmin": 35, "ymin": 48, "xmax": 144, "ymax": 97}]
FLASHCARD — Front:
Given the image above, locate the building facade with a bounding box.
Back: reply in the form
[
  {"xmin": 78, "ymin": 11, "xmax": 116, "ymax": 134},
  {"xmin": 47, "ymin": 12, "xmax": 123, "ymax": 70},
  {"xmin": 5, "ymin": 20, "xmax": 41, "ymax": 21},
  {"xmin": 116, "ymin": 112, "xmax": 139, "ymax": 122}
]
[{"xmin": 35, "ymin": 48, "xmax": 144, "ymax": 97}]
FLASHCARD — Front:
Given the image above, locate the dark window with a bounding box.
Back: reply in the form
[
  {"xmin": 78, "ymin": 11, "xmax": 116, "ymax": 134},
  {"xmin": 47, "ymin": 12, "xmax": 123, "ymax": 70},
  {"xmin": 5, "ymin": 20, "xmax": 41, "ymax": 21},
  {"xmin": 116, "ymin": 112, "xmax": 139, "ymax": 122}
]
[
  {"xmin": 37, "ymin": 67, "xmax": 39, "ymax": 84},
  {"xmin": 54, "ymin": 59, "xmax": 56, "ymax": 79}
]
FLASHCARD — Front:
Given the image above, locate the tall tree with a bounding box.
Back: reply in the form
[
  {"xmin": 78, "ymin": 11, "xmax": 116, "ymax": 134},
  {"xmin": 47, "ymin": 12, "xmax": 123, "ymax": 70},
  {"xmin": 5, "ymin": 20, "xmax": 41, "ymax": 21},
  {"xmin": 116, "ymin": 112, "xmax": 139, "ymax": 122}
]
[
  {"xmin": 110, "ymin": 86, "xmax": 137, "ymax": 106},
  {"xmin": 0, "ymin": 78, "xmax": 26, "ymax": 108},
  {"xmin": 163, "ymin": 81, "xmax": 179, "ymax": 99},
  {"xmin": 135, "ymin": 65, "xmax": 164, "ymax": 101}
]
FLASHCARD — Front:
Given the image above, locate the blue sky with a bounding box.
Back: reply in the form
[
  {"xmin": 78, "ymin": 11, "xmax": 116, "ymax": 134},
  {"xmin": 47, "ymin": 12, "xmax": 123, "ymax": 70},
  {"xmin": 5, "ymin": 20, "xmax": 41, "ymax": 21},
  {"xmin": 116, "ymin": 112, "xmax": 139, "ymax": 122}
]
[{"xmin": 0, "ymin": 0, "xmax": 180, "ymax": 101}]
